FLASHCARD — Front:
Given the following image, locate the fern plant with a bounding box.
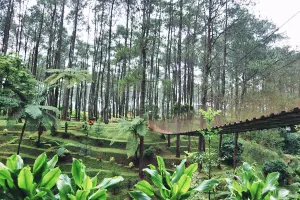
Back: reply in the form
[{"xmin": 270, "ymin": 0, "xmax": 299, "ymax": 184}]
[
  {"xmin": 44, "ymin": 68, "xmax": 92, "ymax": 120},
  {"xmin": 111, "ymin": 117, "xmax": 147, "ymax": 158}
]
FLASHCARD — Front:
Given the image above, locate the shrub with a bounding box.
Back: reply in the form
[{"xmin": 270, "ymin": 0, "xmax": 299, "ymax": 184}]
[
  {"xmin": 241, "ymin": 140, "xmax": 281, "ymax": 167},
  {"xmin": 143, "ymin": 147, "xmax": 155, "ymax": 159},
  {"xmin": 249, "ymin": 129, "xmax": 284, "ymax": 150},
  {"xmin": 221, "ymin": 137, "xmax": 243, "ymax": 164},
  {"xmin": 282, "ymin": 133, "xmax": 300, "ymax": 154},
  {"xmin": 263, "ymin": 159, "xmax": 291, "ymax": 185}
]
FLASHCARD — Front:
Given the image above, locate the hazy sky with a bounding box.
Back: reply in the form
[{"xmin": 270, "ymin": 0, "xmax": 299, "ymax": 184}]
[{"xmin": 254, "ymin": 0, "xmax": 300, "ymax": 50}]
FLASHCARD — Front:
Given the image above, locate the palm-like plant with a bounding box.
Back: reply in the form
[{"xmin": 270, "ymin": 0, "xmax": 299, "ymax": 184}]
[
  {"xmin": 5, "ymin": 85, "xmax": 59, "ymax": 154},
  {"xmin": 110, "ymin": 117, "xmax": 147, "ymax": 179},
  {"xmin": 44, "ymin": 68, "xmax": 92, "ymax": 120}
]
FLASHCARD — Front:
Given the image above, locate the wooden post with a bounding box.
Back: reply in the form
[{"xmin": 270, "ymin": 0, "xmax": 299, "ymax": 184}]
[
  {"xmin": 233, "ymin": 132, "xmax": 238, "ymax": 169},
  {"xmin": 198, "ymin": 134, "xmax": 203, "ymax": 169},
  {"xmin": 167, "ymin": 135, "xmax": 171, "ymax": 147},
  {"xmin": 176, "ymin": 134, "xmax": 180, "ymax": 158},
  {"xmin": 187, "ymin": 135, "xmax": 191, "ymax": 152},
  {"xmin": 139, "ymin": 136, "xmax": 144, "ymax": 179},
  {"xmin": 218, "ymin": 133, "xmax": 223, "ymax": 169}
]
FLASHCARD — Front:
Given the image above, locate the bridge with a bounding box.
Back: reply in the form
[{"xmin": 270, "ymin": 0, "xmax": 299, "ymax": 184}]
[{"xmin": 148, "ymin": 107, "xmax": 300, "ymax": 168}]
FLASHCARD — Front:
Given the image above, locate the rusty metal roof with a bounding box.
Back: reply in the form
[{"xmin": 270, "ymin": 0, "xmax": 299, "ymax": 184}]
[{"xmin": 169, "ymin": 107, "xmax": 300, "ymax": 135}]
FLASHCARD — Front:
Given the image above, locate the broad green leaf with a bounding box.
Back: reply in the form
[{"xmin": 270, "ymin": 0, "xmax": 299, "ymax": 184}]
[
  {"xmin": 67, "ymin": 194, "xmax": 76, "ymax": 200},
  {"xmin": 95, "ymin": 176, "xmax": 124, "ymax": 189},
  {"xmin": 40, "ymin": 167, "xmax": 61, "ymax": 190},
  {"xmin": 33, "ymin": 153, "xmax": 47, "ymax": 175},
  {"xmin": 18, "ymin": 166, "xmax": 33, "ymax": 194},
  {"xmin": 6, "ymin": 154, "xmax": 23, "ymax": 170},
  {"xmin": 33, "ymin": 191, "xmax": 47, "ymax": 200},
  {"xmin": 143, "ymin": 168, "xmax": 166, "ymax": 189},
  {"xmin": 0, "ymin": 169, "xmax": 14, "ymax": 188},
  {"xmin": 57, "ymin": 174, "xmax": 73, "ymax": 200},
  {"xmin": 47, "ymin": 155, "xmax": 58, "ymax": 169},
  {"xmin": 157, "ymin": 156, "xmax": 165, "ymax": 172},
  {"xmin": 160, "ymin": 188, "xmax": 170, "ymax": 199},
  {"xmin": 136, "ymin": 124, "xmax": 147, "ymax": 136},
  {"xmin": 88, "ymin": 189, "xmax": 107, "ymax": 200},
  {"xmin": 125, "ymin": 134, "xmax": 138, "ymax": 158},
  {"xmin": 177, "ymin": 174, "xmax": 191, "ymax": 194},
  {"xmin": 250, "ymin": 181, "xmax": 263, "ymax": 199},
  {"xmin": 171, "ymin": 159, "xmax": 186, "ymax": 184},
  {"xmin": 82, "ymin": 176, "xmax": 93, "ymax": 190},
  {"xmin": 0, "ymin": 179, "xmax": 8, "ymax": 191},
  {"xmin": 25, "ymin": 105, "xmax": 42, "ymax": 119},
  {"xmin": 278, "ymin": 189, "xmax": 289, "ymax": 198},
  {"xmin": 135, "ymin": 180, "xmax": 154, "ymax": 196},
  {"xmin": 184, "ymin": 163, "xmax": 198, "ymax": 177},
  {"xmin": 148, "ymin": 164, "xmax": 156, "ymax": 170},
  {"xmin": 262, "ymin": 172, "xmax": 279, "ymax": 198},
  {"xmin": 171, "ymin": 183, "xmax": 179, "ymax": 197},
  {"xmin": 72, "ymin": 159, "xmax": 86, "ymax": 187},
  {"xmin": 129, "ymin": 191, "xmax": 152, "ymax": 200},
  {"xmin": 193, "ymin": 179, "xmax": 219, "ymax": 192},
  {"xmin": 91, "ymin": 172, "xmax": 101, "ymax": 188},
  {"xmin": 178, "ymin": 191, "xmax": 194, "ymax": 200},
  {"xmin": 75, "ymin": 190, "xmax": 89, "ymax": 200}
]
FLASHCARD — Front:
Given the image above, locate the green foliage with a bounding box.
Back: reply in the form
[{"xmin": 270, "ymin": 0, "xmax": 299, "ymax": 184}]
[
  {"xmin": 0, "ymin": 153, "xmax": 60, "ymax": 200},
  {"xmin": 245, "ymin": 129, "xmax": 284, "ymax": 150},
  {"xmin": 0, "ymin": 55, "xmax": 37, "ymax": 108},
  {"xmin": 129, "ymin": 156, "xmax": 219, "ymax": 200},
  {"xmin": 172, "ymin": 103, "xmax": 194, "ymax": 115},
  {"xmin": 111, "ymin": 117, "xmax": 147, "ymax": 158},
  {"xmin": 44, "ymin": 68, "xmax": 92, "ymax": 88},
  {"xmin": 221, "ymin": 137, "xmax": 243, "ymax": 164},
  {"xmin": 0, "ymin": 153, "xmax": 124, "ymax": 200},
  {"xmin": 143, "ymin": 147, "xmax": 155, "ymax": 159},
  {"xmin": 241, "ymin": 140, "xmax": 281, "ymax": 167},
  {"xmin": 280, "ymin": 130, "xmax": 300, "ymax": 154},
  {"xmin": 263, "ymin": 159, "xmax": 291, "ymax": 186},
  {"xmin": 198, "ymin": 108, "xmax": 221, "ymax": 179},
  {"xmin": 226, "ymin": 162, "xmax": 289, "ymax": 200},
  {"xmin": 58, "ymin": 159, "xmax": 124, "ymax": 200}
]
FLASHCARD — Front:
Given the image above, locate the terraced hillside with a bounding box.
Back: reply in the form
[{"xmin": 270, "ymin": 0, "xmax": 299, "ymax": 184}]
[{"xmin": 1, "ymin": 120, "xmax": 214, "ymax": 199}]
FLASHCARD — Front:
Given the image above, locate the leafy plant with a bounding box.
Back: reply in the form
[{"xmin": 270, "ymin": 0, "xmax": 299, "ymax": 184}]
[
  {"xmin": 0, "ymin": 153, "xmax": 124, "ymax": 200},
  {"xmin": 129, "ymin": 156, "xmax": 219, "ymax": 200},
  {"xmin": 226, "ymin": 162, "xmax": 289, "ymax": 200},
  {"xmin": 263, "ymin": 159, "xmax": 291, "ymax": 186},
  {"xmin": 199, "ymin": 108, "xmax": 221, "ymax": 178},
  {"xmin": 111, "ymin": 117, "xmax": 147, "ymax": 158},
  {"xmin": 221, "ymin": 137, "xmax": 243, "ymax": 164},
  {"xmin": 57, "ymin": 159, "xmax": 124, "ymax": 200},
  {"xmin": 0, "ymin": 153, "xmax": 60, "ymax": 200}
]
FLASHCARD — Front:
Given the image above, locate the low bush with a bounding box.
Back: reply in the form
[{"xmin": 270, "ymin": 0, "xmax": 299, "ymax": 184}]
[
  {"xmin": 241, "ymin": 140, "xmax": 281, "ymax": 167},
  {"xmin": 221, "ymin": 137, "xmax": 243, "ymax": 164},
  {"xmin": 143, "ymin": 147, "xmax": 155, "ymax": 159},
  {"xmin": 263, "ymin": 159, "xmax": 291, "ymax": 185},
  {"xmin": 281, "ymin": 132, "xmax": 300, "ymax": 154}
]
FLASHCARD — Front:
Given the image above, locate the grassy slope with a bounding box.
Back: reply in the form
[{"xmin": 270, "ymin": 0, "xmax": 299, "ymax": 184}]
[{"xmin": 0, "ymin": 119, "xmax": 289, "ymax": 199}]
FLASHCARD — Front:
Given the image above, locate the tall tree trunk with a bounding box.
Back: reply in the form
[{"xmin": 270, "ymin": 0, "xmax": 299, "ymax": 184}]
[
  {"xmin": 32, "ymin": 7, "xmax": 45, "ymax": 78},
  {"xmin": 17, "ymin": 120, "xmax": 27, "ymax": 155},
  {"xmin": 104, "ymin": 0, "xmax": 115, "ymax": 123},
  {"xmin": 2, "ymin": 0, "xmax": 14, "ymax": 54},
  {"xmin": 62, "ymin": 0, "xmax": 80, "ymax": 120}
]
